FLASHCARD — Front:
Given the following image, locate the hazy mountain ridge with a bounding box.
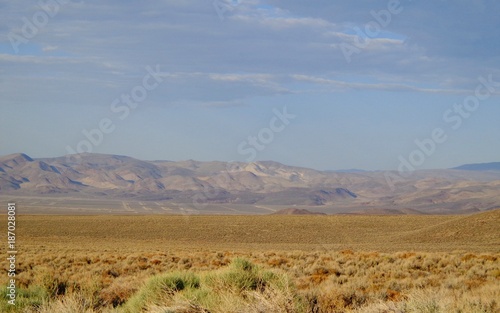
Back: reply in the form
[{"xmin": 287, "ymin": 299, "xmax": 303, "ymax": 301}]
[
  {"xmin": 1, "ymin": 153, "xmax": 499, "ymax": 214},
  {"xmin": 452, "ymin": 162, "xmax": 500, "ymax": 171}
]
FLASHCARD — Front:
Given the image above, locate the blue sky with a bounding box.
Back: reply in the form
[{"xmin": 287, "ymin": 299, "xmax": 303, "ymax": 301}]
[{"xmin": 1, "ymin": 0, "xmax": 499, "ymax": 170}]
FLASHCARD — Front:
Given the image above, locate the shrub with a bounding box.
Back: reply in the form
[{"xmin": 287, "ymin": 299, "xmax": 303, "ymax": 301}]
[
  {"xmin": 123, "ymin": 272, "xmax": 200, "ymax": 312},
  {"xmin": 122, "ymin": 258, "xmax": 304, "ymax": 313}
]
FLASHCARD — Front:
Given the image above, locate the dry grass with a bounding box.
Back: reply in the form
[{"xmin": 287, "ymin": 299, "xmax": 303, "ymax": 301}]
[
  {"xmin": 0, "ymin": 210, "xmax": 498, "ymax": 312},
  {"xmin": 9, "ymin": 210, "xmax": 500, "ymax": 252}
]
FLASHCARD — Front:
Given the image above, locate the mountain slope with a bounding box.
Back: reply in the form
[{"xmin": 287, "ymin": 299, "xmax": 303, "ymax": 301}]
[
  {"xmin": 0, "ymin": 153, "xmax": 358, "ymax": 204},
  {"xmin": 1, "ymin": 153, "xmax": 499, "ymax": 214}
]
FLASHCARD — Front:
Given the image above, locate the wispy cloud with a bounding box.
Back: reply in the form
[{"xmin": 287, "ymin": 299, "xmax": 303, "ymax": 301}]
[{"xmin": 290, "ymin": 74, "xmax": 478, "ymax": 95}]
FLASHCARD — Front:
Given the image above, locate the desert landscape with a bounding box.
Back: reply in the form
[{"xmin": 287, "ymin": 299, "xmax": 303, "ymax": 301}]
[
  {"xmin": 0, "ymin": 211, "xmax": 499, "ymax": 312},
  {"xmin": 2, "ymin": 1, "xmax": 500, "ymax": 312},
  {"xmin": 1, "ymin": 153, "xmax": 500, "ymax": 312}
]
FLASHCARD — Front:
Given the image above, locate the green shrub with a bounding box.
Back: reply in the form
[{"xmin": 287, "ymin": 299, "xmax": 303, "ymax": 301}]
[
  {"xmin": 122, "ymin": 259, "xmax": 303, "ymax": 312},
  {"xmin": 123, "ymin": 272, "xmax": 200, "ymax": 312},
  {"xmin": 0, "ymin": 285, "xmax": 48, "ymax": 312}
]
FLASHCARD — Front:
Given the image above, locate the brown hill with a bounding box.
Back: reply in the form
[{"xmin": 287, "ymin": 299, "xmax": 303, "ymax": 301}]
[
  {"xmin": 397, "ymin": 209, "xmax": 500, "ymax": 246},
  {"xmin": 271, "ymin": 208, "xmax": 327, "ymax": 215}
]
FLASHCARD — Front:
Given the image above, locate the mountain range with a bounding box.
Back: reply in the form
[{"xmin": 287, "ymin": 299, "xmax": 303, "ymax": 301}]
[
  {"xmin": 1, "ymin": 153, "xmax": 499, "ymax": 214},
  {"xmin": 452, "ymin": 162, "xmax": 500, "ymax": 171}
]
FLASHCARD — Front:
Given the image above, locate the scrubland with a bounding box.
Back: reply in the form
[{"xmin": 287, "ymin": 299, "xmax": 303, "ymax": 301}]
[{"xmin": 1, "ymin": 211, "xmax": 499, "ymax": 312}]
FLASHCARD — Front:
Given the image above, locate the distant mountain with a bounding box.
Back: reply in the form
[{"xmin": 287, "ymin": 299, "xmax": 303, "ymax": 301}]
[
  {"xmin": 0, "ymin": 153, "xmax": 358, "ymax": 206},
  {"xmin": 326, "ymin": 169, "xmax": 367, "ymax": 173},
  {"xmin": 1, "ymin": 153, "xmax": 499, "ymax": 214},
  {"xmin": 452, "ymin": 162, "xmax": 500, "ymax": 171}
]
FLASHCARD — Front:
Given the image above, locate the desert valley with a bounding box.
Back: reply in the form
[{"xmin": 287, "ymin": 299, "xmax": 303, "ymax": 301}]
[{"xmin": 1, "ymin": 152, "xmax": 499, "ymax": 312}]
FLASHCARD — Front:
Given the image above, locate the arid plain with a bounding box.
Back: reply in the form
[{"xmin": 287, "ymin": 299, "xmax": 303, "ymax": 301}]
[{"xmin": 1, "ymin": 210, "xmax": 499, "ymax": 312}]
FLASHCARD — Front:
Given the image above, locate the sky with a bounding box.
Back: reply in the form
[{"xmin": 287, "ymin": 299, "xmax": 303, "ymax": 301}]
[{"xmin": 0, "ymin": 0, "xmax": 499, "ymax": 171}]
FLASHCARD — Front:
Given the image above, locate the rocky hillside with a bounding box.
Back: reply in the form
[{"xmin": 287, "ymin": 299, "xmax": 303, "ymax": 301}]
[{"xmin": 1, "ymin": 153, "xmax": 499, "ymax": 213}]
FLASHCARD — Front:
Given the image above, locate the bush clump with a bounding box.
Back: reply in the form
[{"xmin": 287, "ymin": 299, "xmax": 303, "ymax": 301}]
[{"xmin": 122, "ymin": 258, "xmax": 303, "ymax": 312}]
